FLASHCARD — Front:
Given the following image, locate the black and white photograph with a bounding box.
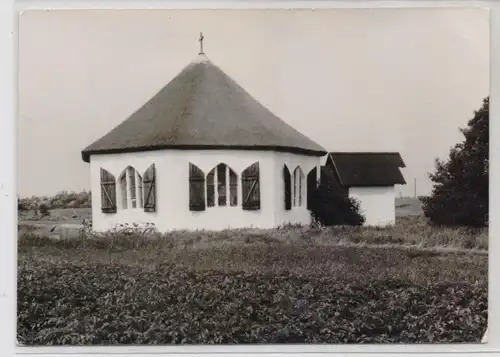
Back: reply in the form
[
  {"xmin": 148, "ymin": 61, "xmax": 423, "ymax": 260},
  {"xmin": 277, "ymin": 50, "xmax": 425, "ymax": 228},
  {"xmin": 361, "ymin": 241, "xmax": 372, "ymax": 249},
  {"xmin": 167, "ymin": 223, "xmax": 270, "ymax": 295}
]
[{"xmin": 16, "ymin": 8, "xmax": 489, "ymax": 345}]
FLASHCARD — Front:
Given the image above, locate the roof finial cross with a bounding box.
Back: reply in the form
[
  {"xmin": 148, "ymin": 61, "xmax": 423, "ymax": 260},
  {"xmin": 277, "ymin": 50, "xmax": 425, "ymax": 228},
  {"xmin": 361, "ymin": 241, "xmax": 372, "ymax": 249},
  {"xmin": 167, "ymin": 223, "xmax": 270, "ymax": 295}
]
[{"xmin": 199, "ymin": 32, "xmax": 204, "ymax": 55}]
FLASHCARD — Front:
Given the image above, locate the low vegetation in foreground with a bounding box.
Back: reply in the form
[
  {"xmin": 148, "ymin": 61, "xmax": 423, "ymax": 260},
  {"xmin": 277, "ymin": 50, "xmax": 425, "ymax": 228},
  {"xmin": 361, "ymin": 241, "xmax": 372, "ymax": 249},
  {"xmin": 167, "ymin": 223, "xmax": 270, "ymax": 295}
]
[{"xmin": 17, "ymin": 215, "xmax": 488, "ymax": 345}]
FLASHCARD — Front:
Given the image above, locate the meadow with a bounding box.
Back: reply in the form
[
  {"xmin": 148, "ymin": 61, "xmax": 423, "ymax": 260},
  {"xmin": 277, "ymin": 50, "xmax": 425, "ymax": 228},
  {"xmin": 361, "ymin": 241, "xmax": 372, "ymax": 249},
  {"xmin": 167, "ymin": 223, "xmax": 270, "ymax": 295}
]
[{"xmin": 17, "ymin": 197, "xmax": 488, "ymax": 345}]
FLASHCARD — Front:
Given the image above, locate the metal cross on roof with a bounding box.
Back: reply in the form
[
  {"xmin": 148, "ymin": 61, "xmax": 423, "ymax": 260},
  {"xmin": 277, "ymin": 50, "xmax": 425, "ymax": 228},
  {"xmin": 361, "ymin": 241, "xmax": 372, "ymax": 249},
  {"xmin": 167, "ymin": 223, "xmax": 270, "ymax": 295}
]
[{"xmin": 199, "ymin": 32, "xmax": 204, "ymax": 55}]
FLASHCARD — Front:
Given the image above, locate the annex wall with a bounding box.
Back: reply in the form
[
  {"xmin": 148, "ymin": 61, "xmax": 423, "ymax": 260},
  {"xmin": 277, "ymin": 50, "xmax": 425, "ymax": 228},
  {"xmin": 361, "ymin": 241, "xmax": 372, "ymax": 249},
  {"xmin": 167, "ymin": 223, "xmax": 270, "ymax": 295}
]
[{"xmin": 348, "ymin": 186, "xmax": 396, "ymax": 226}]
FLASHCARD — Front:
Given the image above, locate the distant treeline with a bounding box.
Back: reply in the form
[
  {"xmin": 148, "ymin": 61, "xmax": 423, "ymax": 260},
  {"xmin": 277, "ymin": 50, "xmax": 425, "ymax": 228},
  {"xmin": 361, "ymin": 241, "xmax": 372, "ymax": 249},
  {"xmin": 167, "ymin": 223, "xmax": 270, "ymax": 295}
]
[{"xmin": 18, "ymin": 190, "xmax": 91, "ymax": 211}]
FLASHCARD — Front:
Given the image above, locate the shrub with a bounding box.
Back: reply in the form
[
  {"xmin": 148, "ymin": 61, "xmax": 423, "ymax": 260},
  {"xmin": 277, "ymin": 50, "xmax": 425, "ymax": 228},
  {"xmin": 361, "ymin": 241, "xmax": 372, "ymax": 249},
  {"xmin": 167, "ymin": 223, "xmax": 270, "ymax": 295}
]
[
  {"xmin": 38, "ymin": 203, "xmax": 50, "ymax": 217},
  {"xmin": 309, "ymin": 173, "xmax": 365, "ymax": 226}
]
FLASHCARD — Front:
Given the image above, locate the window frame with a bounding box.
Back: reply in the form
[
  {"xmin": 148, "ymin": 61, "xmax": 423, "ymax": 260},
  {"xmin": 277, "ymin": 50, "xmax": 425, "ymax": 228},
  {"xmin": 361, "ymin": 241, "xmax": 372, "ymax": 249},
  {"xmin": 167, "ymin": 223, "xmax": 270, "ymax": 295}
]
[
  {"xmin": 118, "ymin": 166, "xmax": 144, "ymax": 210},
  {"xmin": 292, "ymin": 166, "xmax": 305, "ymax": 208},
  {"xmin": 206, "ymin": 163, "xmax": 239, "ymax": 208}
]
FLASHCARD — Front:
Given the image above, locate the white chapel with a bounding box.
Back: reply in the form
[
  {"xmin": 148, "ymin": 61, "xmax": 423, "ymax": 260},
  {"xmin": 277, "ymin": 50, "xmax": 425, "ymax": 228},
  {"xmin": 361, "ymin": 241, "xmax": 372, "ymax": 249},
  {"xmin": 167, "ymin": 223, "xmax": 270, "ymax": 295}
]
[{"xmin": 81, "ymin": 36, "xmax": 327, "ymax": 232}]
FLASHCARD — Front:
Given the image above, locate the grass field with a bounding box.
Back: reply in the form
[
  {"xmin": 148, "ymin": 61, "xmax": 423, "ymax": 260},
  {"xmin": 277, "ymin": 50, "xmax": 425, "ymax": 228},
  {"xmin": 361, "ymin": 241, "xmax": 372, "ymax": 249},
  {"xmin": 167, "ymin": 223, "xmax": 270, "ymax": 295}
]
[
  {"xmin": 18, "ymin": 207, "xmax": 90, "ymax": 225},
  {"xmin": 395, "ymin": 197, "xmax": 423, "ymax": 217},
  {"xmin": 17, "ymin": 200, "xmax": 488, "ymax": 345}
]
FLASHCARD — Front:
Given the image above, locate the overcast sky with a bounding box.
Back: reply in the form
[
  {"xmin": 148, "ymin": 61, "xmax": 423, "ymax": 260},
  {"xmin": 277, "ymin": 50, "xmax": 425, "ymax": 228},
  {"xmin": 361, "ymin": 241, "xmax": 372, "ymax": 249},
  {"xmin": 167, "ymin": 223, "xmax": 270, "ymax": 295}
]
[{"xmin": 18, "ymin": 8, "xmax": 489, "ymax": 197}]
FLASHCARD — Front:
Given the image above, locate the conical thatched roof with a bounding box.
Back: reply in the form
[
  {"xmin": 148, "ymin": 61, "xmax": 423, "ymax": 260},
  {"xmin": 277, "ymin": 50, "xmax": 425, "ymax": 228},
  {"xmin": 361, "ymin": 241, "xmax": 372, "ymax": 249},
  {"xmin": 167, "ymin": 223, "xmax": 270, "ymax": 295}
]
[{"xmin": 81, "ymin": 53, "xmax": 326, "ymax": 163}]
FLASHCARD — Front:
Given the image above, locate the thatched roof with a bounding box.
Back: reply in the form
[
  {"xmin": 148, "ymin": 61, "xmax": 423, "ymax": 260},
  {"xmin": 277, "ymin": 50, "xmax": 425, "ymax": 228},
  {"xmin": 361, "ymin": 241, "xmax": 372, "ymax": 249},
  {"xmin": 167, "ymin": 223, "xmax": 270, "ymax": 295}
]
[
  {"xmin": 81, "ymin": 54, "xmax": 326, "ymax": 163},
  {"xmin": 327, "ymin": 152, "xmax": 406, "ymax": 187}
]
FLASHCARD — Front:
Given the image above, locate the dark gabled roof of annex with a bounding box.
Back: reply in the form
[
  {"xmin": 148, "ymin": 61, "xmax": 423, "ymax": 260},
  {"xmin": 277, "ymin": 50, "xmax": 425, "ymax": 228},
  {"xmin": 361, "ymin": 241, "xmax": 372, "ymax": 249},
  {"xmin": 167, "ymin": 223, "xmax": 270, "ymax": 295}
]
[{"xmin": 326, "ymin": 152, "xmax": 406, "ymax": 187}]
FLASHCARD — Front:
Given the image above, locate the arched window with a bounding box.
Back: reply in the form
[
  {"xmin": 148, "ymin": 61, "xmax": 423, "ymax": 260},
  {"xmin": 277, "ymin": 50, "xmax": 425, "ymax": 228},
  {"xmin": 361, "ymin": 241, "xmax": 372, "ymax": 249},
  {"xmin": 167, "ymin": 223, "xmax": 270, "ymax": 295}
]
[
  {"xmin": 119, "ymin": 166, "xmax": 143, "ymax": 209},
  {"xmin": 206, "ymin": 163, "xmax": 238, "ymax": 208},
  {"xmin": 293, "ymin": 166, "xmax": 305, "ymax": 207}
]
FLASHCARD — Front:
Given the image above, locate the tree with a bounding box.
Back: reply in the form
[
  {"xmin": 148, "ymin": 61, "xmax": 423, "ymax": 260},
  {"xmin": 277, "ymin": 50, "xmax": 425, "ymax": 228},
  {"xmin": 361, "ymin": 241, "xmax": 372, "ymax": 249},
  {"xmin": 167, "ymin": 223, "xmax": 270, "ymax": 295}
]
[
  {"xmin": 309, "ymin": 170, "xmax": 365, "ymax": 226},
  {"xmin": 421, "ymin": 97, "xmax": 489, "ymax": 227},
  {"xmin": 38, "ymin": 202, "xmax": 50, "ymax": 218}
]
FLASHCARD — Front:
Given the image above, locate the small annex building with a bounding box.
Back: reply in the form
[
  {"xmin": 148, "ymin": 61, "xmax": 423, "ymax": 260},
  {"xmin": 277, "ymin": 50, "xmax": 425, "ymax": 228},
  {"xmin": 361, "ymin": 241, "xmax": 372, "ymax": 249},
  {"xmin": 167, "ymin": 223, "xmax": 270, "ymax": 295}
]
[
  {"xmin": 81, "ymin": 46, "xmax": 328, "ymax": 232},
  {"xmin": 321, "ymin": 152, "xmax": 407, "ymax": 226}
]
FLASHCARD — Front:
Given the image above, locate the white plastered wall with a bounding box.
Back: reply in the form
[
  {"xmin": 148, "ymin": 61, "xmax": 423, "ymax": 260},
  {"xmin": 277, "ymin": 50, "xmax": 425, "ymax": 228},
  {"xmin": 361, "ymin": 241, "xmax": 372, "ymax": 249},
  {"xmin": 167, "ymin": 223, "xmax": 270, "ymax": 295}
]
[
  {"xmin": 348, "ymin": 186, "xmax": 396, "ymax": 226},
  {"xmin": 272, "ymin": 152, "xmax": 322, "ymax": 227},
  {"xmin": 89, "ymin": 149, "xmax": 322, "ymax": 232}
]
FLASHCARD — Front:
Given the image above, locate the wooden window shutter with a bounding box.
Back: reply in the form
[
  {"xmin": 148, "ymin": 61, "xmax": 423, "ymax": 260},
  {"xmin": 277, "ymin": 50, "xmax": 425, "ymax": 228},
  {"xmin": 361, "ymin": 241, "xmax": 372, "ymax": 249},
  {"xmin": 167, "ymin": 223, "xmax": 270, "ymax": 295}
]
[
  {"xmin": 206, "ymin": 169, "xmax": 215, "ymax": 207},
  {"xmin": 307, "ymin": 167, "xmax": 317, "ymax": 210},
  {"xmin": 100, "ymin": 168, "xmax": 117, "ymax": 213},
  {"xmin": 143, "ymin": 164, "xmax": 156, "ymax": 212},
  {"xmin": 242, "ymin": 162, "xmax": 260, "ymax": 210},
  {"xmin": 229, "ymin": 169, "xmax": 238, "ymax": 206},
  {"xmin": 217, "ymin": 164, "xmax": 227, "ymax": 206},
  {"xmin": 189, "ymin": 163, "xmax": 206, "ymax": 211},
  {"xmin": 283, "ymin": 165, "xmax": 292, "ymax": 210}
]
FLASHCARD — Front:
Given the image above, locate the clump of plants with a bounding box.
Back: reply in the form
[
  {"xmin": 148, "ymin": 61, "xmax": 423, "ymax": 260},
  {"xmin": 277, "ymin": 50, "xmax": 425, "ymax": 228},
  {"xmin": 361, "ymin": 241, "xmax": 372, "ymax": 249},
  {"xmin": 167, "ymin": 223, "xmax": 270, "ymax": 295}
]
[
  {"xmin": 37, "ymin": 202, "xmax": 50, "ymax": 218},
  {"xmin": 308, "ymin": 170, "xmax": 365, "ymax": 226}
]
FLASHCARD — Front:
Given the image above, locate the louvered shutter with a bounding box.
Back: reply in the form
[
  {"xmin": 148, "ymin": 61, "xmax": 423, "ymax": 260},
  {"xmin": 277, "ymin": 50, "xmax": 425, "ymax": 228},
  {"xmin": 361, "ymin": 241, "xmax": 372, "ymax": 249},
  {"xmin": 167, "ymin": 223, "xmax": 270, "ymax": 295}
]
[
  {"xmin": 307, "ymin": 167, "xmax": 317, "ymax": 210},
  {"xmin": 189, "ymin": 163, "xmax": 206, "ymax": 211},
  {"xmin": 217, "ymin": 164, "xmax": 227, "ymax": 206},
  {"xmin": 143, "ymin": 164, "xmax": 156, "ymax": 212},
  {"xmin": 229, "ymin": 169, "xmax": 238, "ymax": 206},
  {"xmin": 100, "ymin": 168, "xmax": 117, "ymax": 213},
  {"xmin": 206, "ymin": 169, "xmax": 215, "ymax": 207},
  {"xmin": 242, "ymin": 162, "xmax": 260, "ymax": 210},
  {"xmin": 283, "ymin": 165, "xmax": 292, "ymax": 210}
]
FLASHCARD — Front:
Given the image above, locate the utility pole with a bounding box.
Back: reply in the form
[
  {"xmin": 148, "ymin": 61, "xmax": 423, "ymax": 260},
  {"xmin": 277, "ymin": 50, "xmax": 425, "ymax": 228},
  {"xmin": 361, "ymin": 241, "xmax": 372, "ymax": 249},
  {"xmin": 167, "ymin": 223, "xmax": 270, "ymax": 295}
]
[{"xmin": 414, "ymin": 178, "xmax": 417, "ymax": 198}]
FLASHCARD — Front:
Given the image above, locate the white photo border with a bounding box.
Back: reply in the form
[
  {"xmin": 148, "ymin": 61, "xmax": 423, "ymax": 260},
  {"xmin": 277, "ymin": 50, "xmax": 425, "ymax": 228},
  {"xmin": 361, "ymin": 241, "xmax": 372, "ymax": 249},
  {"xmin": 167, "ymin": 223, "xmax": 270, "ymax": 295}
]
[{"xmin": 2, "ymin": 0, "xmax": 498, "ymax": 356}]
